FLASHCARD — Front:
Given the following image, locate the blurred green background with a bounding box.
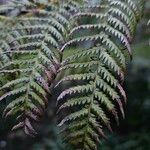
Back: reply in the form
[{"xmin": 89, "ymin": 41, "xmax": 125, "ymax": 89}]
[{"xmin": 0, "ymin": 1, "xmax": 150, "ymax": 150}]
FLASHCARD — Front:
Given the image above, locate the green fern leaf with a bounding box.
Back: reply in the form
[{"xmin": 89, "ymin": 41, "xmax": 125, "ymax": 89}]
[
  {"xmin": 56, "ymin": 0, "xmax": 144, "ymax": 149},
  {"xmin": 0, "ymin": 0, "xmax": 70, "ymax": 135}
]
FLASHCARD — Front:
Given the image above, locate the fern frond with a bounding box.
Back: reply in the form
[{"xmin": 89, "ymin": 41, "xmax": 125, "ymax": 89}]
[
  {"xmin": 57, "ymin": 0, "xmax": 144, "ymax": 149},
  {"xmin": 0, "ymin": 0, "xmax": 70, "ymax": 135},
  {"xmin": 0, "ymin": 0, "xmax": 144, "ymax": 147}
]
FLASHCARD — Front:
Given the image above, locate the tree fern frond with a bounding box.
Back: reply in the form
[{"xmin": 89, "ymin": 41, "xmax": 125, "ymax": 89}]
[
  {"xmin": 57, "ymin": 0, "xmax": 144, "ymax": 149},
  {"xmin": 0, "ymin": 0, "xmax": 71, "ymax": 135},
  {"xmin": 0, "ymin": 0, "xmax": 144, "ymax": 148}
]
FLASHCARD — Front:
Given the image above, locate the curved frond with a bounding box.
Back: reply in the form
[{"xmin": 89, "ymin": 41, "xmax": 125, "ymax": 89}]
[
  {"xmin": 57, "ymin": 0, "xmax": 144, "ymax": 149},
  {"xmin": 0, "ymin": 0, "xmax": 70, "ymax": 135}
]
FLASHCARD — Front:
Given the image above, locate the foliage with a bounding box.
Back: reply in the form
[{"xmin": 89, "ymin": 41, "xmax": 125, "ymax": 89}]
[
  {"xmin": 0, "ymin": 0, "xmax": 72, "ymax": 136},
  {"xmin": 56, "ymin": 0, "xmax": 144, "ymax": 149},
  {"xmin": 0, "ymin": 0, "xmax": 145, "ymax": 149}
]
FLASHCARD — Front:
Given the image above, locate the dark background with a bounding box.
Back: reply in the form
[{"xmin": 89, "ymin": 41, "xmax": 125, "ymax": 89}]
[{"xmin": 0, "ymin": 1, "xmax": 150, "ymax": 150}]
